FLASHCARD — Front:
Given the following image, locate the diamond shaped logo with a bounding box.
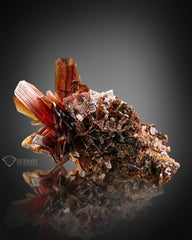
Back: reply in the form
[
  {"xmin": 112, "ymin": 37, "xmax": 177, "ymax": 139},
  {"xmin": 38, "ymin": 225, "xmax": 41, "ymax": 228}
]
[{"xmin": 2, "ymin": 155, "xmax": 17, "ymax": 168}]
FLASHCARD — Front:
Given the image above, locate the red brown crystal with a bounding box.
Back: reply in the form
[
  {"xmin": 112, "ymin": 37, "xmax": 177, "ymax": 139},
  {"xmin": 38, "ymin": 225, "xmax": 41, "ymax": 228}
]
[{"xmin": 13, "ymin": 58, "xmax": 180, "ymax": 187}]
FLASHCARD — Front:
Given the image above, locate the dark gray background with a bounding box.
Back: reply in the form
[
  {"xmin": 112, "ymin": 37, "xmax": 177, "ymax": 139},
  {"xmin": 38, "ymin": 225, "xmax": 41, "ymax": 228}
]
[{"xmin": 0, "ymin": 1, "xmax": 191, "ymax": 240}]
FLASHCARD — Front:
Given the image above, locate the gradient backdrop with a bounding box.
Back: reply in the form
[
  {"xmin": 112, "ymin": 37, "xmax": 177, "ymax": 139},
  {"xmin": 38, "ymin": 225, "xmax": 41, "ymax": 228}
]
[{"xmin": 0, "ymin": 2, "xmax": 191, "ymax": 240}]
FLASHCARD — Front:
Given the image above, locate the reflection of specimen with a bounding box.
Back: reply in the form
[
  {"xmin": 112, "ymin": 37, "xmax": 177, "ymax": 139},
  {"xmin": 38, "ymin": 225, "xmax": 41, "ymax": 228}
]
[
  {"xmin": 7, "ymin": 176, "xmax": 163, "ymax": 239},
  {"xmin": 9, "ymin": 58, "xmax": 180, "ymax": 239}
]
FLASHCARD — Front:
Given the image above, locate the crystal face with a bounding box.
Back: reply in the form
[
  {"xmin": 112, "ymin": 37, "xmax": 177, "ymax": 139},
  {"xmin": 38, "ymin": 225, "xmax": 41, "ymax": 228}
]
[{"xmin": 9, "ymin": 58, "xmax": 180, "ymax": 239}]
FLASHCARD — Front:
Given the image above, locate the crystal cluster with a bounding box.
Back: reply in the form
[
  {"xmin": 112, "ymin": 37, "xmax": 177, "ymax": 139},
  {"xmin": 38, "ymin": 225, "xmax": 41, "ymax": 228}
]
[
  {"xmin": 10, "ymin": 58, "xmax": 180, "ymax": 239},
  {"xmin": 14, "ymin": 58, "xmax": 179, "ymax": 188}
]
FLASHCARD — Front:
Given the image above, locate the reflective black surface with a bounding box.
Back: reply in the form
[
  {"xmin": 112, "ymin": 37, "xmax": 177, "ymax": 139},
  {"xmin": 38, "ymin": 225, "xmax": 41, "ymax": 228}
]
[
  {"xmin": 0, "ymin": 1, "xmax": 191, "ymax": 240},
  {"xmin": 5, "ymin": 177, "xmax": 163, "ymax": 240}
]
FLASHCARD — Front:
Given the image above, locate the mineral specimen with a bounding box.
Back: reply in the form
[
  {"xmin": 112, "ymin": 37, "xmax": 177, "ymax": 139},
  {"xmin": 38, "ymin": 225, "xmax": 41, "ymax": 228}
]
[
  {"xmin": 13, "ymin": 58, "xmax": 180, "ymax": 188},
  {"xmin": 9, "ymin": 58, "xmax": 180, "ymax": 239}
]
